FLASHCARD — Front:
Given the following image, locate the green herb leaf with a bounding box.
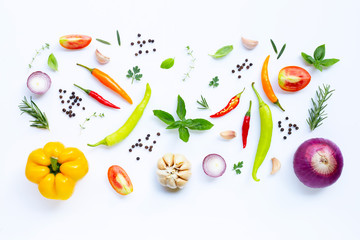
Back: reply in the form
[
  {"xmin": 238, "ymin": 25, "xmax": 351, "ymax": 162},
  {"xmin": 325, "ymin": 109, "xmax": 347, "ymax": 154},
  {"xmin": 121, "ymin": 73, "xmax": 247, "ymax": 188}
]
[
  {"xmin": 178, "ymin": 126, "xmax": 190, "ymax": 142},
  {"xmin": 314, "ymin": 44, "xmax": 325, "ymax": 61},
  {"xmin": 126, "ymin": 66, "xmax": 142, "ymax": 83},
  {"xmin": 19, "ymin": 96, "xmax": 49, "ymax": 130},
  {"xmin": 126, "ymin": 70, "xmax": 133, "ymax": 78},
  {"xmin": 209, "ymin": 76, "xmax": 219, "ymax": 88},
  {"xmin": 277, "ymin": 44, "xmax": 286, "ymax": 59},
  {"xmin": 270, "ymin": 39, "xmax": 278, "ymax": 54},
  {"xmin": 135, "ymin": 74, "xmax": 143, "ymax": 81},
  {"xmin": 197, "ymin": 95, "xmax": 210, "ymax": 110},
  {"xmin": 301, "ymin": 52, "xmax": 315, "ymax": 64},
  {"xmin": 153, "ymin": 110, "xmax": 175, "ymax": 125},
  {"xmin": 160, "ymin": 58, "xmax": 175, "ymax": 69},
  {"xmin": 320, "ymin": 58, "xmax": 340, "ymax": 67},
  {"xmin": 314, "ymin": 62, "xmax": 323, "ymax": 72},
  {"xmin": 116, "ymin": 30, "xmax": 121, "ymax": 46},
  {"xmin": 176, "ymin": 95, "xmax": 186, "ymax": 121},
  {"xmin": 96, "ymin": 38, "xmax": 111, "ymax": 45},
  {"xmin": 47, "ymin": 53, "xmax": 58, "ymax": 71},
  {"xmin": 133, "ymin": 66, "xmax": 140, "ymax": 74},
  {"xmin": 186, "ymin": 118, "xmax": 214, "ymax": 130},
  {"xmin": 209, "ymin": 45, "xmax": 233, "ymax": 58},
  {"xmin": 166, "ymin": 121, "xmax": 183, "ymax": 129},
  {"xmin": 232, "ymin": 161, "xmax": 244, "ymax": 175}
]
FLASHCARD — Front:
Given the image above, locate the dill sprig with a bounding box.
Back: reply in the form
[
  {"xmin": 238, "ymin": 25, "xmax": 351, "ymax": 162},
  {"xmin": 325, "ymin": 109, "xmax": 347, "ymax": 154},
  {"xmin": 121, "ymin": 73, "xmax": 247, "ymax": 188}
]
[
  {"xmin": 307, "ymin": 84, "xmax": 335, "ymax": 131},
  {"xmin": 29, "ymin": 43, "xmax": 50, "ymax": 68},
  {"xmin": 197, "ymin": 95, "xmax": 210, "ymax": 110},
  {"xmin": 182, "ymin": 46, "xmax": 196, "ymax": 81},
  {"xmin": 19, "ymin": 96, "xmax": 49, "ymax": 130}
]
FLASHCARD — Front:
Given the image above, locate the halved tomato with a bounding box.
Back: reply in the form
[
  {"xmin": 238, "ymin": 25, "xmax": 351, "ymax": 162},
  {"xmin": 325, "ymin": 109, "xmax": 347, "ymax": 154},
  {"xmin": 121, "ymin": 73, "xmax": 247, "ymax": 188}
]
[
  {"xmin": 108, "ymin": 165, "xmax": 133, "ymax": 195},
  {"xmin": 278, "ymin": 66, "xmax": 311, "ymax": 92},
  {"xmin": 59, "ymin": 34, "xmax": 92, "ymax": 49}
]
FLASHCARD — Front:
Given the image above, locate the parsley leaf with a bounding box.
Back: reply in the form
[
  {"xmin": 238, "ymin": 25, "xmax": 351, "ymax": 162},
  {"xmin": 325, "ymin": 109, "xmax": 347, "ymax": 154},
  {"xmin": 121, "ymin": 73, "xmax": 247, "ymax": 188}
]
[
  {"xmin": 126, "ymin": 66, "xmax": 143, "ymax": 84},
  {"xmin": 209, "ymin": 76, "xmax": 219, "ymax": 88},
  {"xmin": 233, "ymin": 161, "xmax": 243, "ymax": 175}
]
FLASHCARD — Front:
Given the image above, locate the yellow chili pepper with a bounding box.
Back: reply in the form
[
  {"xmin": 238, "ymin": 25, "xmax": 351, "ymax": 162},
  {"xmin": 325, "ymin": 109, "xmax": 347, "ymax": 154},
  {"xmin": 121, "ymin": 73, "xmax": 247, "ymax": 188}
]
[{"xmin": 25, "ymin": 142, "xmax": 88, "ymax": 200}]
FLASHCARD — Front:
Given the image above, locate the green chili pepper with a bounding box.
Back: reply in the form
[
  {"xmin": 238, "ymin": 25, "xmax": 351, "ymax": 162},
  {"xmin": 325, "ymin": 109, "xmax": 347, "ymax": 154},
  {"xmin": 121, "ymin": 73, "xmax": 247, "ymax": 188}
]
[
  {"xmin": 251, "ymin": 82, "xmax": 273, "ymax": 181},
  {"xmin": 88, "ymin": 83, "xmax": 151, "ymax": 147}
]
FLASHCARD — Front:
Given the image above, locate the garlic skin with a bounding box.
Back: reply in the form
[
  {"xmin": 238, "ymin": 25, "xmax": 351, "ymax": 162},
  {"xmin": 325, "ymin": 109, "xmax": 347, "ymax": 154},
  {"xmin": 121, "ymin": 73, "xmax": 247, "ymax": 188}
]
[
  {"xmin": 220, "ymin": 130, "xmax": 236, "ymax": 140},
  {"xmin": 95, "ymin": 49, "xmax": 110, "ymax": 64},
  {"xmin": 271, "ymin": 157, "xmax": 281, "ymax": 174},
  {"xmin": 156, "ymin": 153, "xmax": 191, "ymax": 189},
  {"xmin": 241, "ymin": 37, "xmax": 259, "ymax": 50}
]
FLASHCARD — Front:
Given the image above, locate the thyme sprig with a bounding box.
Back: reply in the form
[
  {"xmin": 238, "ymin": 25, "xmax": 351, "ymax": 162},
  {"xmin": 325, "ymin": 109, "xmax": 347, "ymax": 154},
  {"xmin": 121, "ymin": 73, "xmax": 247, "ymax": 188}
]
[
  {"xmin": 80, "ymin": 112, "xmax": 105, "ymax": 129},
  {"xmin": 29, "ymin": 43, "xmax": 50, "ymax": 68},
  {"xmin": 182, "ymin": 46, "xmax": 196, "ymax": 81},
  {"xmin": 19, "ymin": 97, "xmax": 49, "ymax": 130},
  {"xmin": 307, "ymin": 84, "xmax": 335, "ymax": 131},
  {"xmin": 197, "ymin": 95, "xmax": 210, "ymax": 110}
]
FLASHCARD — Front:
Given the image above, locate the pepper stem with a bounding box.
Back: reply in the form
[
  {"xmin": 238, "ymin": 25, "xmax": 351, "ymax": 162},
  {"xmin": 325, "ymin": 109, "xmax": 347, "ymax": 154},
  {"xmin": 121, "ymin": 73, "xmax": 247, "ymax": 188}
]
[
  {"xmin": 251, "ymin": 82, "xmax": 265, "ymax": 105},
  {"xmin": 49, "ymin": 157, "xmax": 60, "ymax": 174},
  {"xmin": 245, "ymin": 100, "xmax": 252, "ymax": 116},
  {"xmin": 76, "ymin": 63, "xmax": 94, "ymax": 73},
  {"xmin": 235, "ymin": 87, "xmax": 245, "ymax": 98},
  {"xmin": 87, "ymin": 139, "xmax": 107, "ymax": 147},
  {"xmin": 74, "ymin": 84, "xmax": 91, "ymax": 95}
]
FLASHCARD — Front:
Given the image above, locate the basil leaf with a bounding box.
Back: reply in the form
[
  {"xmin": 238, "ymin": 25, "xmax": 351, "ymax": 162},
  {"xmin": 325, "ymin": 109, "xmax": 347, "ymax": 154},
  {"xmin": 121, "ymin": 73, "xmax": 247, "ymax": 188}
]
[
  {"xmin": 320, "ymin": 58, "xmax": 340, "ymax": 67},
  {"xmin": 314, "ymin": 44, "xmax": 325, "ymax": 61},
  {"xmin": 209, "ymin": 45, "xmax": 233, "ymax": 58},
  {"xmin": 47, "ymin": 53, "xmax": 58, "ymax": 71},
  {"xmin": 182, "ymin": 119, "xmax": 193, "ymax": 126},
  {"xmin": 166, "ymin": 121, "xmax": 183, "ymax": 129},
  {"xmin": 178, "ymin": 126, "xmax": 189, "ymax": 142},
  {"xmin": 160, "ymin": 58, "xmax": 175, "ymax": 69},
  {"xmin": 176, "ymin": 95, "xmax": 186, "ymax": 121},
  {"xmin": 187, "ymin": 118, "xmax": 214, "ymax": 130},
  {"xmin": 314, "ymin": 62, "xmax": 323, "ymax": 72},
  {"xmin": 301, "ymin": 52, "xmax": 315, "ymax": 64},
  {"xmin": 153, "ymin": 110, "xmax": 175, "ymax": 125}
]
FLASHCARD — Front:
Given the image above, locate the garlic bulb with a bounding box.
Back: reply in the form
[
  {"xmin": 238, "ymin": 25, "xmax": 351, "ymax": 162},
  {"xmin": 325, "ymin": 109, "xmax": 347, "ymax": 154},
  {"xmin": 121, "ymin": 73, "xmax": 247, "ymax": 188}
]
[{"xmin": 156, "ymin": 153, "xmax": 191, "ymax": 189}]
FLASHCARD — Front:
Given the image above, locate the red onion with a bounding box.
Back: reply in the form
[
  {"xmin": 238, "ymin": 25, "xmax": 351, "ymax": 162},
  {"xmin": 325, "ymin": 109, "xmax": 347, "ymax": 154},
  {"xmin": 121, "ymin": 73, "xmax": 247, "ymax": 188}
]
[
  {"xmin": 27, "ymin": 71, "xmax": 51, "ymax": 95},
  {"xmin": 203, "ymin": 154, "xmax": 226, "ymax": 178},
  {"xmin": 293, "ymin": 138, "xmax": 343, "ymax": 188}
]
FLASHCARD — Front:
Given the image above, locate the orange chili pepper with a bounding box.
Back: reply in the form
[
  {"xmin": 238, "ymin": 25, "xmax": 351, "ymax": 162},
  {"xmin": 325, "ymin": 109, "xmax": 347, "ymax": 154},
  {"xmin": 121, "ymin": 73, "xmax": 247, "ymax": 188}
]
[
  {"xmin": 261, "ymin": 55, "xmax": 284, "ymax": 111},
  {"xmin": 76, "ymin": 63, "xmax": 132, "ymax": 104}
]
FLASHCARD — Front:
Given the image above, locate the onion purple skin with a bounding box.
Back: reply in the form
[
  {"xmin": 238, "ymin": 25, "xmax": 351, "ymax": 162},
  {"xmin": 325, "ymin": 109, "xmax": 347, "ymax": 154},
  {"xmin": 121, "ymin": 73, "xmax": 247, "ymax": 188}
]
[
  {"xmin": 27, "ymin": 71, "xmax": 51, "ymax": 95},
  {"xmin": 202, "ymin": 154, "xmax": 226, "ymax": 178},
  {"xmin": 293, "ymin": 138, "xmax": 343, "ymax": 188}
]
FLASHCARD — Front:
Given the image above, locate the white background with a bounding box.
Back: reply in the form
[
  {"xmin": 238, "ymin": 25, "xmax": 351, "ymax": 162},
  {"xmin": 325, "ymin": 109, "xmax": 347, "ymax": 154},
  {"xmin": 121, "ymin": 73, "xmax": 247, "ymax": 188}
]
[{"xmin": 1, "ymin": 0, "xmax": 359, "ymax": 239}]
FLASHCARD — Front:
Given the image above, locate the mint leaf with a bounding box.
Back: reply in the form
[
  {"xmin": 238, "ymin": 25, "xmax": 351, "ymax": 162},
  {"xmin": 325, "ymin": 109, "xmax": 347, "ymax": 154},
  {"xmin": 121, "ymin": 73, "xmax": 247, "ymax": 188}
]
[
  {"xmin": 153, "ymin": 110, "xmax": 175, "ymax": 125},
  {"xmin": 176, "ymin": 95, "xmax": 186, "ymax": 121},
  {"xmin": 320, "ymin": 58, "xmax": 340, "ymax": 67},
  {"xmin": 314, "ymin": 44, "xmax": 325, "ymax": 61}
]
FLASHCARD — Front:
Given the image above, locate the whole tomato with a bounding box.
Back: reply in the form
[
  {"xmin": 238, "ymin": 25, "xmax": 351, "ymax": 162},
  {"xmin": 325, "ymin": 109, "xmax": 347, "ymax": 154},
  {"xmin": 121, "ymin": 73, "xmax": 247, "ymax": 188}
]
[
  {"xmin": 278, "ymin": 66, "xmax": 311, "ymax": 92},
  {"xmin": 59, "ymin": 34, "xmax": 92, "ymax": 49}
]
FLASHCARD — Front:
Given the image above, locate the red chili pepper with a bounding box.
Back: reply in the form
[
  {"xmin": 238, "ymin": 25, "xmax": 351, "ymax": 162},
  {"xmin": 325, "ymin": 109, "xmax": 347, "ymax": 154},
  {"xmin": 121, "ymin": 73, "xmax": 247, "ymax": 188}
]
[
  {"xmin": 210, "ymin": 88, "xmax": 245, "ymax": 118},
  {"xmin": 242, "ymin": 100, "xmax": 252, "ymax": 148},
  {"xmin": 74, "ymin": 84, "xmax": 120, "ymax": 109}
]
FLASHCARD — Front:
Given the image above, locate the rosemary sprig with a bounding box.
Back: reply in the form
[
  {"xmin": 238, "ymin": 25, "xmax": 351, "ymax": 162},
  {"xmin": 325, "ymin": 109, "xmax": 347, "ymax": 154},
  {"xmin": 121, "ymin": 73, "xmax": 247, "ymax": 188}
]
[
  {"xmin": 197, "ymin": 95, "xmax": 210, "ymax": 110},
  {"xmin": 96, "ymin": 38, "xmax": 111, "ymax": 45},
  {"xmin": 270, "ymin": 39, "xmax": 286, "ymax": 59},
  {"xmin": 270, "ymin": 39, "xmax": 278, "ymax": 54},
  {"xmin": 182, "ymin": 46, "xmax": 196, "ymax": 81},
  {"xmin": 307, "ymin": 84, "xmax": 335, "ymax": 131},
  {"xmin": 29, "ymin": 43, "xmax": 50, "ymax": 68},
  {"xmin": 116, "ymin": 30, "xmax": 121, "ymax": 46},
  {"xmin": 19, "ymin": 96, "xmax": 49, "ymax": 130}
]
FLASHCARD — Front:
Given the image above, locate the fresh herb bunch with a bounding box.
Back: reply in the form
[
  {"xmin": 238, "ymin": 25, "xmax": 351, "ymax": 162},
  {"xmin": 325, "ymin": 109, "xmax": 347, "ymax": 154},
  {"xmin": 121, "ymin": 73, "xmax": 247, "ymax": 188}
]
[
  {"xmin": 307, "ymin": 84, "xmax": 335, "ymax": 131},
  {"xmin": 209, "ymin": 76, "xmax": 219, "ymax": 88},
  {"xmin": 153, "ymin": 95, "xmax": 213, "ymax": 142},
  {"xmin": 19, "ymin": 96, "xmax": 49, "ymax": 130},
  {"xmin": 29, "ymin": 43, "xmax": 50, "ymax": 68},
  {"xmin": 80, "ymin": 112, "xmax": 105, "ymax": 130},
  {"xmin": 182, "ymin": 46, "xmax": 196, "ymax": 81},
  {"xmin": 197, "ymin": 95, "xmax": 210, "ymax": 110},
  {"xmin": 233, "ymin": 161, "xmax": 243, "ymax": 175},
  {"xmin": 126, "ymin": 66, "xmax": 143, "ymax": 84},
  {"xmin": 301, "ymin": 44, "xmax": 339, "ymax": 71},
  {"xmin": 270, "ymin": 39, "xmax": 286, "ymax": 59}
]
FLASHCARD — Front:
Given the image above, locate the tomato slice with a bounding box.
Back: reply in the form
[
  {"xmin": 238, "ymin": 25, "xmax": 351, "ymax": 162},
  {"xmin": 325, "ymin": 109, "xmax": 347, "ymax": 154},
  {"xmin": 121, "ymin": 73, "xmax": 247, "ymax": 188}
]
[
  {"xmin": 59, "ymin": 34, "xmax": 92, "ymax": 49},
  {"xmin": 278, "ymin": 66, "xmax": 311, "ymax": 92},
  {"xmin": 108, "ymin": 165, "xmax": 133, "ymax": 195}
]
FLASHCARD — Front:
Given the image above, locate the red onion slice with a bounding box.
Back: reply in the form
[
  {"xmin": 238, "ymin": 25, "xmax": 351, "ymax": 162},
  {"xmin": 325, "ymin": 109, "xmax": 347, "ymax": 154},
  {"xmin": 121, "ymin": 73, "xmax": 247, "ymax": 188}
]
[
  {"xmin": 27, "ymin": 71, "xmax": 51, "ymax": 95},
  {"xmin": 203, "ymin": 154, "xmax": 226, "ymax": 178}
]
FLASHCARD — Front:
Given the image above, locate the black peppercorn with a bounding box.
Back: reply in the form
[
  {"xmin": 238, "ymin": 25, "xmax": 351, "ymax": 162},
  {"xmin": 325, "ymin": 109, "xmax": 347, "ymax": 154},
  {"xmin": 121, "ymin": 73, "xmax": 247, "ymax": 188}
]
[
  {"xmin": 136, "ymin": 157, "xmax": 140, "ymax": 161},
  {"xmin": 148, "ymin": 39, "xmax": 151, "ymax": 43},
  {"xmin": 61, "ymin": 100, "xmax": 64, "ymax": 104},
  {"xmin": 246, "ymin": 66, "xmax": 250, "ymax": 69},
  {"xmin": 69, "ymin": 106, "xmax": 72, "ymax": 109},
  {"xmin": 238, "ymin": 75, "xmax": 241, "ymax": 79},
  {"xmin": 77, "ymin": 103, "xmax": 80, "ymax": 106},
  {"xmin": 145, "ymin": 50, "xmax": 149, "ymax": 54},
  {"xmin": 295, "ymin": 127, "xmax": 299, "ymax": 130},
  {"xmin": 140, "ymin": 44, "xmax": 143, "ymax": 47},
  {"xmin": 242, "ymin": 63, "xmax": 246, "ymax": 66},
  {"xmin": 289, "ymin": 124, "xmax": 292, "ymax": 127},
  {"xmin": 157, "ymin": 132, "xmax": 160, "ymax": 136},
  {"xmin": 139, "ymin": 143, "xmax": 143, "ymax": 147},
  {"xmin": 59, "ymin": 95, "xmax": 63, "ymax": 99},
  {"xmin": 145, "ymin": 146, "xmax": 149, "ymax": 149},
  {"xmin": 283, "ymin": 136, "xmax": 287, "ymax": 139},
  {"xmin": 280, "ymin": 128, "xmax": 284, "ymax": 132},
  {"xmin": 135, "ymin": 53, "xmax": 138, "ymax": 56},
  {"xmin": 59, "ymin": 89, "xmax": 62, "ymax": 93},
  {"xmin": 250, "ymin": 63, "xmax": 253, "ymax": 66},
  {"xmin": 129, "ymin": 149, "xmax": 132, "ymax": 152},
  {"xmin": 285, "ymin": 117, "xmax": 289, "ymax": 120},
  {"xmin": 79, "ymin": 98, "xmax": 82, "ymax": 101},
  {"xmin": 153, "ymin": 48, "xmax": 156, "ymax": 52},
  {"xmin": 62, "ymin": 108, "xmax": 66, "ymax": 112},
  {"xmin": 131, "ymin": 42, "xmax": 134, "ymax": 46},
  {"xmin": 82, "ymin": 107, "xmax": 85, "ymax": 110},
  {"xmin": 153, "ymin": 141, "xmax": 156, "ymax": 144},
  {"xmin": 245, "ymin": 59, "xmax": 248, "ymax": 62},
  {"xmin": 142, "ymin": 40, "xmax": 146, "ymax": 44},
  {"xmin": 236, "ymin": 64, "xmax": 240, "ymax": 68},
  {"xmin": 139, "ymin": 50, "xmax": 142, "ymax": 54},
  {"xmin": 137, "ymin": 33, "xmax": 141, "ymax": 37},
  {"xmin": 137, "ymin": 41, "xmax": 140, "ymax": 44},
  {"xmin": 232, "ymin": 70, "xmax": 235, "ymax": 73},
  {"xmin": 63, "ymin": 90, "xmax": 67, "ymax": 93},
  {"xmin": 67, "ymin": 100, "xmax": 70, "ymax": 103},
  {"xmin": 132, "ymin": 145, "xmax": 135, "ymax": 148}
]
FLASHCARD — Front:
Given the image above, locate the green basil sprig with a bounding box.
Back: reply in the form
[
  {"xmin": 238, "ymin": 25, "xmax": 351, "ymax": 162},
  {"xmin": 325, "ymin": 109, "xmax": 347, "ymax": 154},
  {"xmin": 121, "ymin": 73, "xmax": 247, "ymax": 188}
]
[
  {"xmin": 153, "ymin": 95, "xmax": 213, "ymax": 142},
  {"xmin": 48, "ymin": 53, "xmax": 58, "ymax": 71},
  {"xmin": 301, "ymin": 44, "xmax": 339, "ymax": 71},
  {"xmin": 209, "ymin": 45, "xmax": 233, "ymax": 58},
  {"xmin": 160, "ymin": 58, "xmax": 175, "ymax": 69}
]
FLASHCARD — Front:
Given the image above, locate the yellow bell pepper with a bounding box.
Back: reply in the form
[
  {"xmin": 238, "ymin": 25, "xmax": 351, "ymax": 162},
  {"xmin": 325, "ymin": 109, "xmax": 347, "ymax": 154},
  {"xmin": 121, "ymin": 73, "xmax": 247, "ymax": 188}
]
[{"xmin": 25, "ymin": 142, "xmax": 88, "ymax": 200}]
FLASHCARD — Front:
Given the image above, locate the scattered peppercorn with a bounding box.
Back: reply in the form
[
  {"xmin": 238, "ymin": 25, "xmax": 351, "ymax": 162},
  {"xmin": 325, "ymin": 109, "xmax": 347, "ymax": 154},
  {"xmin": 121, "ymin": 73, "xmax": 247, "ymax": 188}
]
[
  {"xmin": 77, "ymin": 103, "xmax": 80, "ymax": 106},
  {"xmin": 245, "ymin": 59, "xmax": 248, "ymax": 62},
  {"xmin": 61, "ymin": 100, "xmax": 64, "ymax": 104},
  {"xmin": 59, "ymin": 89, "xmax": 62, "ymax": 93},
  {"xmin": 59, "ymin": 95, "xmax": 63, "ymax": 99},
  {"xmin": 69, "ymin": 106, "xmax": 72, "ymax": 109},
  {"xmin": 280, "ymin": 128, "xmax": 284, "ymax": 132},
  {"xmin": 135, "ymin": 143, "xmax": 139, "ymax": 147},
  {"xmin": 238, "ymin": 75, "xmax": 241, "ymax": 79},
  {"xmin": 153, "ymin": 141, "xmax": 156, "ymax": 144},
  {"xmin": 157, "ymin": 132, "xmax": 160, "ymax": 136},
  {"xmin": 83, "ymin": 107, "xmax": 85, "ymax": 110},
  {"xmin": 136, "ymin": 157, "xmax": 140, "ymax": 161},
  {"xmin": 132, "ymin": 145, "xmax": 135, "ymax": 148},
  {"xmin": 153, "ymin": 48, "xmax": 156, "ymax": 52},
  {"xmin": 63, "ymin": 90, "xmax": 66, "ymax": 93},
  {"xmin": 145, "ymin": 146, "xmax": 149, "ymax": 149},
  {"xmin": 135, "ymin": 53, "xmax": 138, "ymax": 56},
  {"xmin": 139, "ymin": 50, "xmax": 142, "ymax": 54},
  {"xmin": 139, "ymin": 143, "xmax": 143, "ymax": 147},
  {"xmin": 142, "ymin": 40, "xmax": 146, "ymax": 44},
  {"xmin": 137, "ymin": 41, "xmax": 140, "ymax": 44},
  {"xmin": 62, "ymin": 108, "xmax": 66, "ymax": 112},
  {"xmin": 140, "ymin": 44, "xmax": 143, "ymax": 47},
  {"xmin": 129, "ymin": 149, "xmax": 132, "ymax": 152},
  {"xmin": 137, "ymin": 33, "xmax": 141, "ymax": 37},
  {"xmin": 246, "ymin": 66, "xmax": 250, "ymax": 69},
  {"xmin": 131, "ymin": 42, "xmax": 134, "ymax": 46},
  {"xmin": 145, "ymin": 50, "xmax": 149, "ymax": 54},
  {"xmin": 232, "ymin": 70, "xmax": 235, "ymax": 73},
  {"xmin": 250, "ymin": 63, "xmax": 253, "ymax": 66},
  {"xmin": 285, "ymin": 117, "xmax": 289, "ymax": 120},
  {"xmin": 283, "ymin": 136, "xmax": 287, "ymax": 139},
  {"xmin": 67, "ymin": 100, "xmax": 70, "ymax": 103},
  {"xmin": 289, "ymin": 124, "xmax": 292, "ymax": 127}
]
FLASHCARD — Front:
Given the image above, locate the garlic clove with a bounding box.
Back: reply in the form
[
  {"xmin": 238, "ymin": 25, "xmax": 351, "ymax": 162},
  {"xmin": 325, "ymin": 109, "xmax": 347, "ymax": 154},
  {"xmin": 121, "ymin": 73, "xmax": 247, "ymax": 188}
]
[
  {"xmin": 241, "ymin": 37, "xmax": 259, "ymax": 50},
  {"xmin": 163, "ymin": 153, "xmax": 175, "ymax": 167},
  {"xmin": 157, "ymin": 158, "xmax": 167, "ymax": 170},
  {"xmin": 220, "ymin": 130, "xmax": 236, "ymax": 140},
  {"xmin": 177, "ymin": 170, "xmax": 192, "ymax": 180},
  {"xmin": 166, "ymin": 177, "xmax": 177, "ymax": 189},
  {"xmin": 158, "ymin": 176, "xmax": 168, "ymax": 187},
  {"xmin": 271, "ymin": 157, "xmax": 281, "ymax": 175},
  {"xmin": 175, "ymin": 178, "xmax": 188, "ymax": 189},
  {"xmin": 178, "ymin": 160, "xmax": 191, "ymax": 171},
  {"xmin": 156, "ymin": 169, "xmax": 168, "ymax": 178},
  {"xmin": 95, "ymin": 49, "xmax": 110, "ymax": 64}
]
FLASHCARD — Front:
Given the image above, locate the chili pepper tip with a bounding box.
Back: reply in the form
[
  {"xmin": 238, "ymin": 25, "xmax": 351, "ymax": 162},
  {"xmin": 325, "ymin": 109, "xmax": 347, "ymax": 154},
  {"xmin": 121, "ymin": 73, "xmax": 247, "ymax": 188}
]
[{"xmin": 87, "ymin": 139, "xmax": 107, "ymax": 147}]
